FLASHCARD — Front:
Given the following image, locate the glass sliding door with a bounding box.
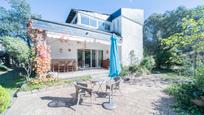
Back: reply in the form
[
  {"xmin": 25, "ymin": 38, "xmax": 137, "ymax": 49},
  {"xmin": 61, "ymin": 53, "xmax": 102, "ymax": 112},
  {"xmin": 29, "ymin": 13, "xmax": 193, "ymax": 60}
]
[
  {"xmin": 77, "ymin": 49, "xmax": 103, "ymax": 69},
  {"xmin": 92, "ymin": 50, "xmax": 97, "ymax": 67},
  {"xmin": 98, "ymin": 50, "xmax": 103, "ymax": 67},
  {"xmin": 84, "ymin": 49, "xmax": 91, "ymax": 68},
  {"xmin": 77, "ymin": 49, "xmax": 84, "ymax": 69}
]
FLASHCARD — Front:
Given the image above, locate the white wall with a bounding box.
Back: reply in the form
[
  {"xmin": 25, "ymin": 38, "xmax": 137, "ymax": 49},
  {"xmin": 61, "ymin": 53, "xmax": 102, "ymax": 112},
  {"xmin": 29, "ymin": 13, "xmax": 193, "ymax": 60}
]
[
  {"xmin": 120, "ymin": 8, "xmax": 144, "ymax": 66},
  {"xmin": 47, "ymin": 36, "xmax": 111, "ymax": 61}
]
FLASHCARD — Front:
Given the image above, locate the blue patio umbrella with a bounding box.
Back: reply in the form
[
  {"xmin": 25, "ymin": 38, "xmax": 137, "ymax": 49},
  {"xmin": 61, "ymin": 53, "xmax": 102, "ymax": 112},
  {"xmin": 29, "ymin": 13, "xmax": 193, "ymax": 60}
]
[
  {"xmin": 109, "ymin": 34, "xmax": 121, "ymax": 78},
  {"xmin": 102, "ymin": 34, "xmax": 121, "ymax": 110}
]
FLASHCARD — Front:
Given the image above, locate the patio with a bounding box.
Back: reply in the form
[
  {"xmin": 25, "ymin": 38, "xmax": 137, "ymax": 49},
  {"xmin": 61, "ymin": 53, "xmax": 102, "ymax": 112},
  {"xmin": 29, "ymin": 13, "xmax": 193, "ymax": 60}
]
[{"xmin": 6, "ymin": 75, "xmax": 176, "ymax": 115}]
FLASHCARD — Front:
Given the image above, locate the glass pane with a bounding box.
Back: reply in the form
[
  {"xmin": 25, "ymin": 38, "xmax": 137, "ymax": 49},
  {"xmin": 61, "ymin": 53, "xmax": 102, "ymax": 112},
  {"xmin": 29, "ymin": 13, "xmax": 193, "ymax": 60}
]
[
  {"xmin": 98, "ymin": 21, "xmax": 104, "ymax": 30},
  {"xmin": 73, "ymin": 18, "xmax": 77, "ymax": 24},
  {"xmin": 81, "ymin": 15, "xmax": 89, "ymax": 25},
  {"xmin": 90, "ymin": 19, "xmax": 97, "ymax": 27},
  {"xmin": 105, "ymin": 23, "xmax": 110, "ymax": 31},
  {"xmin": 92, "ymin": 50, "xmax": 96, "ymax": 67},
  {"xmin": 77, "ymin": 50, "xmax": 84, "ymax": 68},
  {"xmin": 85, "ymin": 50, "xmax": 91, "ymax": 68},
  {"xmin": 98, "ymin": 50, "xmax": 103, "ymax": 67}
]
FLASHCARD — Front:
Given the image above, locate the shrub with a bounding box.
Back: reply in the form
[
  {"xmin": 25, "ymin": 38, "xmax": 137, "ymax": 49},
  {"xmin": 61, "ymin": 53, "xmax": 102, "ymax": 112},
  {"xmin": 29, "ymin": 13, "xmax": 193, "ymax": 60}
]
[
  {"xmin": 195, "ymin": 66, "xmax": 204, "ymax": 91},
  {"xmin": 128, "ymin": 64, "xmax": 143, "ymax": 76},
  {"xmin": 140, "ymin": 56, "xmax": 155, "ymax": 71},
  {"xmin": 120, "ymin": 66, "xmax": 129, "ymax": 77},
  {"xmin": 128, "ymin": 64, "xmax": 139, "ymax": 74},
  {"xmin": 0, "ymin": 86, "xmax": 10, "ymax": 113}
]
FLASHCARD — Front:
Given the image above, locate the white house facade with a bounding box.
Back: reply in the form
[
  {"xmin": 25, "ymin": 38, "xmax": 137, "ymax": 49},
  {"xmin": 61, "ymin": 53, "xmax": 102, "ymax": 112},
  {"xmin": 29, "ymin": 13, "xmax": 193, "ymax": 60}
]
[{"xmin": 31, "ymin": 8, "xmax": 144, "ymax": 71}]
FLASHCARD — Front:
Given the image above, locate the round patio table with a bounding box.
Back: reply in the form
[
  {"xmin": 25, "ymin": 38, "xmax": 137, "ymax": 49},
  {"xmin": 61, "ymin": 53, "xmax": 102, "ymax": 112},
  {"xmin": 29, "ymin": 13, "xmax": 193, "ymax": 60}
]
[{"xmin": 91, "ymin": 77, "xmax": 109, "ymax": 92}]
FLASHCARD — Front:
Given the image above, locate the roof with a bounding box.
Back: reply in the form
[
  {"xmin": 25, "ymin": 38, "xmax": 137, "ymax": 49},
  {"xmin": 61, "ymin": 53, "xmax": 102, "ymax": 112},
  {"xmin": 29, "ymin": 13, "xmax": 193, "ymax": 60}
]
[
  {"xmin": 66, "ymin": 9, "xmax": 110, "ymax": 23},
  {"xmin": 108, "ymin": 9, "xmax": 121, "ymax": 21},
  {"xmin": 31, "ymin": 18, "xmax": 122, "ymax": 42}
]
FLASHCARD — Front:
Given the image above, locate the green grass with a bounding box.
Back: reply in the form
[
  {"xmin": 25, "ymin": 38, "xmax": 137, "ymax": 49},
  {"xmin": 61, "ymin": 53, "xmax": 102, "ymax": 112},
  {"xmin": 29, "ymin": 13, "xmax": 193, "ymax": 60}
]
[
  {"xmin": 20, "ymin": 75, "xmax": 91, "ymax": 92},
  {"xmin": 0, "ymin": 69, "xmax": 25, "ymax": 94}
]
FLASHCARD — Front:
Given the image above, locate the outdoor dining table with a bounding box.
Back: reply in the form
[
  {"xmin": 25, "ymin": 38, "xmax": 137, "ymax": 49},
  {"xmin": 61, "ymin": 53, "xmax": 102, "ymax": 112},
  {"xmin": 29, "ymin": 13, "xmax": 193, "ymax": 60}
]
[{"xmin": 91, "ymin": 77, "xmax": 109, "ymax": 92}]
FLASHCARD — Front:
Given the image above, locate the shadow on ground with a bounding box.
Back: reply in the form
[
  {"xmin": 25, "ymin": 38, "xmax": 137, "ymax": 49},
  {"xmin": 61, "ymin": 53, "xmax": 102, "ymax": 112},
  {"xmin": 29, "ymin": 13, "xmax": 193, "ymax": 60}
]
[
  {"xmin": 152, "ymin": 96, "xmax": 176, "ymax": 115},
  {"xmin": 41, "ymin": 96, "xmax": 78, "ymax": 111}
]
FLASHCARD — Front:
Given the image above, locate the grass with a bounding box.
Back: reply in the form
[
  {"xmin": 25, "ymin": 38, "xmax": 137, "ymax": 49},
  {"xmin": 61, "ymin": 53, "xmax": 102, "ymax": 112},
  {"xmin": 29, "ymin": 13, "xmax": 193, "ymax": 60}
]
[
  {"xmin": 20, "ymin": 75, "xmax": 91, "ymax": 92},
  {"xmin": 0, "ymin": 69, "xmax": 25, "ymax": 94},
  {"xmin": 0, "ymin": 68, "xmax": 92, "ymax": 93}
]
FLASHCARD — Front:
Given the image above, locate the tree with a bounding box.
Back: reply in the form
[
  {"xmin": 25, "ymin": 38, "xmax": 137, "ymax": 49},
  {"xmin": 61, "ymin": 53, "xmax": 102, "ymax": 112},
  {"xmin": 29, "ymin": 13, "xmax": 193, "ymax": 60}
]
[
  {"xmin": 161, "ymin": 15, "xmax": 204, "ymax": 76},
  {"xmin": 0, "ymin": 36, "xmax": 35, "ymax": 81},
  {"xmin": 0, "ymin": 0, "xmax": 40, "ymax": 46},
  {"xmin": 144, "ymin": 6, "xmax": 190, "ymax": 56},
  {"xmin": 144, "ymin": 5, "xmax": 204, "ymax": 68}
]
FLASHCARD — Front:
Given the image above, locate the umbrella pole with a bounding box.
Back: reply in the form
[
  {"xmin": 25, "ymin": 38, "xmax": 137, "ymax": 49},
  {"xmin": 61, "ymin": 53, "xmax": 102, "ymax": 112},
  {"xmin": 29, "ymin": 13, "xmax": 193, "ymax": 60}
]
[{"xmin": 102, "ymin": 78, "xmax": 117, "ymax": 110}]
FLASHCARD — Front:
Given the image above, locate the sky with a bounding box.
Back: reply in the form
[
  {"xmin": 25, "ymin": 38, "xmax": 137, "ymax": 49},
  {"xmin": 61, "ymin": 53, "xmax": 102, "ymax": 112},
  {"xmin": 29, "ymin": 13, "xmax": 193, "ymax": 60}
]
[{"xmin": 0, "ymin": 0, "xmax": 204, "ymax": 23}]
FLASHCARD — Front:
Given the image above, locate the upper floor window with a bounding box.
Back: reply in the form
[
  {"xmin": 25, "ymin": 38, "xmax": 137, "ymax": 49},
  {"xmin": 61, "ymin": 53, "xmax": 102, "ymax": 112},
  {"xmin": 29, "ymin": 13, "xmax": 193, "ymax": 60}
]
[
  {"xmin": 98, "ymin": 21, "xmax": 103, "ymax": 29},
  {"xmin": 81, "ymin": 15, "xmax": 89, "ymax": 25},
  {"xmin": 104, "ymin": 23, "xmax": 110, "ymax": 31},
  {"xmin": 80, "ymin": 14, "xmax": 110, "ymax": 31},
  {"xmin": 73, "ymin": 18, "xmax": 77, "ymax": 24},
  {"xmin": 90, "ymin": 18, "xmax": 97, "ymax": 27},
  {"xmin": 98, "ymin": 21, "xmax": 110, "ymax": 31}
]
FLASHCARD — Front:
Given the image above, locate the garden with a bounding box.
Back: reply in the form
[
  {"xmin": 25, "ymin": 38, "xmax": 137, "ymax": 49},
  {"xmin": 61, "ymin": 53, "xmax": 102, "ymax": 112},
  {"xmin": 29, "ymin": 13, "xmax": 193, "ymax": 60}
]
[{"xmin": 0, "ymin": 0, "xmax": 204, "ymax": 114}]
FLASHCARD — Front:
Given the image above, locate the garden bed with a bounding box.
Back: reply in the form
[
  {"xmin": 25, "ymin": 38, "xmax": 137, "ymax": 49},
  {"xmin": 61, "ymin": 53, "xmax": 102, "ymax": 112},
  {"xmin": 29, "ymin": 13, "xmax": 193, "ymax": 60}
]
[{"xmin": 16, "ymin": 75, "xmax": 91, "ymax": 97}]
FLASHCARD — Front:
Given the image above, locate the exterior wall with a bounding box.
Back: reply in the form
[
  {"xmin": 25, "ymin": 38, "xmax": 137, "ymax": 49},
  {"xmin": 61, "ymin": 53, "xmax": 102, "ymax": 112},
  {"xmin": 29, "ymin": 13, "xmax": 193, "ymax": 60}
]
[
  {"xmin": 46, "ymin": 35, "xmax": 117, "ymax": 68},
  {"xmin": 111, "ymin": 17, "xmax": 121, "ymax": 35},
  {"xmin": 120, "ymin": 8, "xmax": 144, "ymax": 66},
  {"xmin": 47, "ymin": 37, "xmax": 111, "ymax": 60}
]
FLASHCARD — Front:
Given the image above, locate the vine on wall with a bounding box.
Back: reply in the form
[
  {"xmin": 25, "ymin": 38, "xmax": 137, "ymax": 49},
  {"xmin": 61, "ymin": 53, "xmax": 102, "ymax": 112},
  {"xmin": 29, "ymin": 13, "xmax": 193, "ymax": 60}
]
[{"xmin": 28, "ymin": 20, "xmax": 51, "ymax": 79}]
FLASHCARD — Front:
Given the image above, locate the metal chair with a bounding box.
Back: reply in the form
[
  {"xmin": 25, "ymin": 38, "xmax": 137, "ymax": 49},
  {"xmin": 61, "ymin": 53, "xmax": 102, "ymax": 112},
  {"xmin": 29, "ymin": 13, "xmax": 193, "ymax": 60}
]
[
  {"xmin": 73, "ymin": 82, "xmax": 94, "ymax": 112},
  {"xmin": 106, "ymin": 77, "xmax": 122, "ymax": 95}
]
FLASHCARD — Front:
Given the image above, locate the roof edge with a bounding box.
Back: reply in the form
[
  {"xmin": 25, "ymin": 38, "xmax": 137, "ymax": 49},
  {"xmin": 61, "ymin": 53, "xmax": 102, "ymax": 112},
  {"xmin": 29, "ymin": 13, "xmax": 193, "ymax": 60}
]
[{"xmin": 31, "ymin": 18, "xmax": 121, "ymax": 37}]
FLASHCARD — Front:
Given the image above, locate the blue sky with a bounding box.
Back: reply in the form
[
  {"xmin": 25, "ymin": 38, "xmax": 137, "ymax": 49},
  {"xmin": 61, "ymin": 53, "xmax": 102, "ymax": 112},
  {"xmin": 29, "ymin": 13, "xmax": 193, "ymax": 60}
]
[{"xmin": 0, "ymin": 0, "xmax": 204, "ymax": 22}]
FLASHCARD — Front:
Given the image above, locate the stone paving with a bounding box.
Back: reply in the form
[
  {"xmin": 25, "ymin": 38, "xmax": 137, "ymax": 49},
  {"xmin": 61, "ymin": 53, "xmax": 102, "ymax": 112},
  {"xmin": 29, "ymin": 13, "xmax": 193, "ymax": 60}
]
[{"xmin": 6, "ymin": 75, "xmax": 176, "ymax": 115}]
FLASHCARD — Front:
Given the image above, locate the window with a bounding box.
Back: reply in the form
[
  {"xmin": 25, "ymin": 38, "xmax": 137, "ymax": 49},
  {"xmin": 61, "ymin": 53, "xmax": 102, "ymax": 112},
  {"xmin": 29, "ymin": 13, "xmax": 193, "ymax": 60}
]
[
  {"xmin": 98, "ymin": 21, "xmax": 103, "ymax": 29},
  {"xmin": 90, "ymin": 18, "xmax": 97, "ymax": 27},
  {"xmin": 73, "ymin": 18, "xmax": 77, "ymax": 24},
  {"xmin": 105, "ymin": 23, "xmax": 110, "ymax": 31},
  {"xmin": 81, "ymin": 15, "xmax": 89, "ymax": 25}
]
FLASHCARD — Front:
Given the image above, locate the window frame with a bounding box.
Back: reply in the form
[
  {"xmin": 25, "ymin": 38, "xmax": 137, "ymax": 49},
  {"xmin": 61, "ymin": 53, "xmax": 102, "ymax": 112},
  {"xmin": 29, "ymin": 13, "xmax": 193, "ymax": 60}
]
[{"xmin": 81, "ymin": 15, "xmax": 89, "ymax": 25}]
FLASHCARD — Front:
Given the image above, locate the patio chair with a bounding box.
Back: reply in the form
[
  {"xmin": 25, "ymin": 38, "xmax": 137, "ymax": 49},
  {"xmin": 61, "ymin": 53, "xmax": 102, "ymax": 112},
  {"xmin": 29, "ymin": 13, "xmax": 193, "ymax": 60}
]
[
  {"xmin": 58, "ymin": 61, "xmax": 66, "ymax": 72},
  {"xmin": 106, "ymin": 77, "xmax": 122, "ymax": 96},
  {"xmin": 67, "ymin": 60, "xmax": 74, "ymax": 71},
  {"xmin": 52, "ymin": 62, "xmax": 59, "ymax": 72},
  {"xmin": 73, "ymin": 82, "xmax": 95, "ymax": 112}
]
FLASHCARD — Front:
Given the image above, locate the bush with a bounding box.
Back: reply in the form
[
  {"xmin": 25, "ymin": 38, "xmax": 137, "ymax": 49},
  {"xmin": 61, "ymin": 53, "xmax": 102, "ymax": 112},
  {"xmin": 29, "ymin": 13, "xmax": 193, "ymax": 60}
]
[
  {"xmin": 195, "ymin": 66, "xmax": 204, "ymax": 92},
  {"xmin": 165, "ymin": 80, "xmax": 204, "ymax": 114},
  {"xmin": 0, "ymin": 86, "xmax": 10, "ymax": 113},
  {"xmin": 140, "ymin": 56, "xmax": 155, "ymax": 71},
  {"xmin": 120, "ymin": 66, "xmax": 129, "ymax": 77}
]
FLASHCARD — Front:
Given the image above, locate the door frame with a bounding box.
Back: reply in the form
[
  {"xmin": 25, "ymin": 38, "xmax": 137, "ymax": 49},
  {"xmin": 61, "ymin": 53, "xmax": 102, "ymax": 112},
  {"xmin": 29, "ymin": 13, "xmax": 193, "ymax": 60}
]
[{"xmin": 77, "ymin": 49, "xmax": 103, "ymax": 70}]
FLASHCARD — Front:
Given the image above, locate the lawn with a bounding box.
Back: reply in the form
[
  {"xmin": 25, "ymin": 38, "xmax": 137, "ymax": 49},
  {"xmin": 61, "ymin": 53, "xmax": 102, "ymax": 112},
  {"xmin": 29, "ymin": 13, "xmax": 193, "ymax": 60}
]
[{"xmin": 0, "ymin": 68, "xmax": 92, "ymax": 93}]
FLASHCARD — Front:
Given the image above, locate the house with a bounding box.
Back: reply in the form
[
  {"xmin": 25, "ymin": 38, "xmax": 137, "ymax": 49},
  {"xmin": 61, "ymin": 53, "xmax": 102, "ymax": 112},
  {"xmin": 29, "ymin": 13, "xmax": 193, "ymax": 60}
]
[{"xmin": 30, "ymin": 8, "xmax": 144, "ymax": 71}]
